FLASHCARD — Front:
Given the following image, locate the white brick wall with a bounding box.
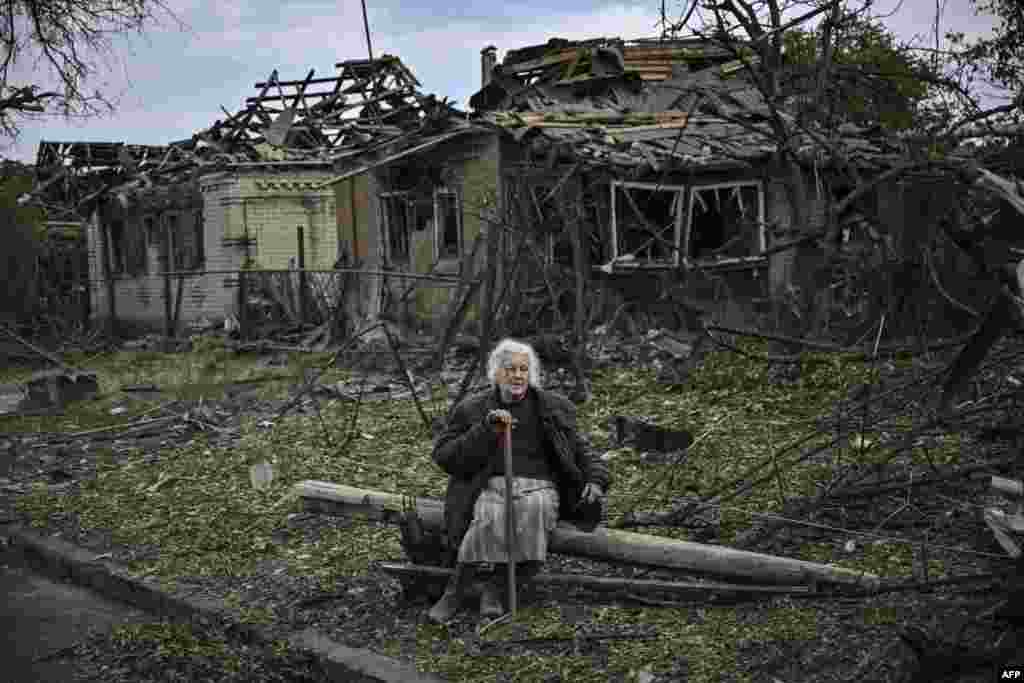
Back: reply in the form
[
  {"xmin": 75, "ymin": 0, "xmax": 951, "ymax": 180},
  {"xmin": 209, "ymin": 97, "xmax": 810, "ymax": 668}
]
[{"xmin": 87, "ymin": 169, "xmax": 338, "ymax": 332}]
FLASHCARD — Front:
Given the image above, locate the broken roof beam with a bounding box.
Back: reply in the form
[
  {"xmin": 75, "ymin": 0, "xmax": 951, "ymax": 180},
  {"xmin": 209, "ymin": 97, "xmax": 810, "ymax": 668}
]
[
  {"xmin": 501, "ymin": 49, "xmax": 583, "ymax": 75},
  {"xmin": 334, "ymin": 55, "xmax": 421, "ymax": 87},
  {"xmin": 311, "ymin": 84, "xmax": 416, "ymax": 118},
  {"xmin": 291, "ymin": 68, "xmax": 316, "ymax": 109},
  {"xmin": 495, "ymin": 110, "xmax": 688, "ymax": 127},
  {"xmin": 225, "ymin": 69, "xmax": 278, "ymax": 145},
  {"xmin": 254, "ymin": 74, "xmax": 341, "ymax": 88},
  {"xmin": 606, "ymin": 122, "xmax": 691, "ymax": 143}
]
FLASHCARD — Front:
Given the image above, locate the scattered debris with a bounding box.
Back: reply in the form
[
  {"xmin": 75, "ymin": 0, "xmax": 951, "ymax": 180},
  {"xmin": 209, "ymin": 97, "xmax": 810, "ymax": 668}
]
[
  {"xmin": 122, "ymin": 384, "xmax": 160, "ymax": 393},
  {"xmin": 23, "ymin": 369, "xmax": 99, "ymax": 410},
  {"xmin": 610, "ymin": 415, "xmax": 693, "ymax": 454},
  {"xmin": 250, "ymin": 462, "xmax": 276, "ymax": 491},
  {"xmin": 0, "ymin": 384, "xmax": 26, "ymax": 415}
]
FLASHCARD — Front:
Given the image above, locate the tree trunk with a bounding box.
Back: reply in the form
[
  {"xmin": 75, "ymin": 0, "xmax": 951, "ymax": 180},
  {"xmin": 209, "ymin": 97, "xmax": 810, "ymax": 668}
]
[{"xmin": 294, "ymin": 480, "xmax": 879, "ymax": 589}]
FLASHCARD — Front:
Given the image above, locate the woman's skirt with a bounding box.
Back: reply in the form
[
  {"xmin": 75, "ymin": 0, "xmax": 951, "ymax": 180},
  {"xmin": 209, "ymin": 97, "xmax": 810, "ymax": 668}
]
[{"xmin": 457, "ymin": 476, "xmax": 560, "ymax": 564}]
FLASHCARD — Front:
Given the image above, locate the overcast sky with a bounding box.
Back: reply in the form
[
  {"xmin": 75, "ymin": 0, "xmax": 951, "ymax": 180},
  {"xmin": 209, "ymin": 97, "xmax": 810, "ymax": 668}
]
[{"xmin": 8, "ymin": 0, "xmax": 1001, "ymax": 164}]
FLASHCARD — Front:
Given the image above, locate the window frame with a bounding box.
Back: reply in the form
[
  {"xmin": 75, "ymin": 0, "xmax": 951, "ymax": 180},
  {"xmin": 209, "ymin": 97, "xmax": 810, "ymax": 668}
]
[
  {"xmin": 682, "ymin": 180, "xmax": 766, "ymax": 267},
  {"xmin": 379, "ymin": 191, "xmax": 413, "ymax": 264},
  {"xmin": 107, "ymin": 219, "xmax": 126, "ymax": 275},
  {"xmin": 609, "ymin": 180, "xmax": 687, "ymax": 266},
  {"xmin": 192, "ymin": 210, "xmax": 205, "ymax": 270},
  {"xmin": 433, "ymin": 186, "xmax": 463, "ymax": 261}
]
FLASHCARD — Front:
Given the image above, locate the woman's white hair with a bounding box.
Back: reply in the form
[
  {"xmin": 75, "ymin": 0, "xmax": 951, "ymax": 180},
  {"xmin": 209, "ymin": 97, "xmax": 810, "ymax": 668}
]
[{"xmin": 487, "ymin": 338, "xmax": 543, "ymax": 389}]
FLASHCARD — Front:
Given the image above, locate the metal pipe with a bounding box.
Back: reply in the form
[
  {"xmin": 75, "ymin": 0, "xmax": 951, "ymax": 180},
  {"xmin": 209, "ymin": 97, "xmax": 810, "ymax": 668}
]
[{"xmin": 361, "ymin": 0, "xmax": 374, "ymax": 63}]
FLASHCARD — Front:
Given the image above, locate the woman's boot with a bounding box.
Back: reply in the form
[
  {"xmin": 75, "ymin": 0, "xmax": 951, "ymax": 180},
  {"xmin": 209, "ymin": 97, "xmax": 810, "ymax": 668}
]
[
  {"xmin": 479, "ymin": 566, "xmax": 504, "ymax": 617},
  {"xmin": 427, "ymin": 563, "xmax": 475, "ymax": 624},
  {"xmin": 516, "ymin": 561, "xmax": 543, "ymax": 605}
]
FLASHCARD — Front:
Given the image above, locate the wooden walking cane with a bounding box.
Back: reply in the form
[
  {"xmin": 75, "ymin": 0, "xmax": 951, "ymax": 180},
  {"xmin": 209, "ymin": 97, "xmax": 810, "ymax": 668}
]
[{"xmin": 503, "ymin": 419, "xmax": 517, "ymax": 616}]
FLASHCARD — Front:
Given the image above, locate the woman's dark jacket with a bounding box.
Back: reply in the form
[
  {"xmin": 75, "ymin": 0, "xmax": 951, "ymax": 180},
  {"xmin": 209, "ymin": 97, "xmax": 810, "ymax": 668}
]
[{"xmin": 432, "ymin": 385, "xmax": 612, "ymax": 559}]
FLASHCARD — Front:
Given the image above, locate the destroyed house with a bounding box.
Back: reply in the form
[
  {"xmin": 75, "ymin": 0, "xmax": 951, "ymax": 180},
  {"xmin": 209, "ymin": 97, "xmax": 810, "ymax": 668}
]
[
  {"xmin": 465, "ymin": 36, "xmax": 903, "ymax": 327},
  {"xmin": 27, "ymin": 55, "xmax": 484, "ymax": 333},
  {"xmin": 25, "ymin": 40, "xmax": 908, "ymax": 337}
]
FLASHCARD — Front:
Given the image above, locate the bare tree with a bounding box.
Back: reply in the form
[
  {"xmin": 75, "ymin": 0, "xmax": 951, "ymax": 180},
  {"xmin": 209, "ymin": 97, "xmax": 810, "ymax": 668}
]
[
  {"xmin": 0, "ymin": 0, "xmax": 180, "ymax": 138},
  {"xmin": 659, "ymin": 0, "xmax": 1024, "ymax": 377}
]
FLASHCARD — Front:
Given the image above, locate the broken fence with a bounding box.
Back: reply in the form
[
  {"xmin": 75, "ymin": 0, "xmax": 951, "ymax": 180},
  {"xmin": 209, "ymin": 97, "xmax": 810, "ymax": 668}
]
[{"xmin": 153, "ymin": 268, "xmax": 467, "ymax": 338}]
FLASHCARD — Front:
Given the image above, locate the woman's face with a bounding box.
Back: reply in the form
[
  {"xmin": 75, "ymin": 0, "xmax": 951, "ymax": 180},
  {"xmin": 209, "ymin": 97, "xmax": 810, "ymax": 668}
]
[{"xmin": 497, "ymin": 352, "xmax": 530, "ymax": 399}]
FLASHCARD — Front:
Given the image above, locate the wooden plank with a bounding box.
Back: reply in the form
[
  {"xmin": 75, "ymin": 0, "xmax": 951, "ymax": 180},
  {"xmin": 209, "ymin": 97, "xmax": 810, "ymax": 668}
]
[
  {"xmin": 609, "ymin": 122, "xmax": 690, "ymax": 143},
  {"xmin": 246, "ymin": 89, "xmax": 351, "ymax": 104},
  {"xmin": 294, "ymin": 480, "xmax": 880, "ymax": 589},
  {"xmin": 255, "ymin": 75, "xmax": 341, "ymax": 88},
  {"xmin": 503, "ymin": 49, "xmax": 581, "ymax": 75},
  {"xmin": 379, "ymin": 562, "xmax": 811, "ymax": 597},
  {"xmin": 497, "ymin": 111, "xmax": 687, "ymax": 127}
]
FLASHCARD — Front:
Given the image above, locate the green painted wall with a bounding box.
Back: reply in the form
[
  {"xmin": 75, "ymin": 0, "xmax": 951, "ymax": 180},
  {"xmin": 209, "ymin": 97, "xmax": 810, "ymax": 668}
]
[{"xmin": 409, "ymin": 134, "xmax": 499, "ymax": 327}]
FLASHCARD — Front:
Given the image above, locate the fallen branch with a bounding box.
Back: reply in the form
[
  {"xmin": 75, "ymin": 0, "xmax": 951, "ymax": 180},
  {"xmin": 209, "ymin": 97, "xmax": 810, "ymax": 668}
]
[
  {"xmin": 829, "ymin": 456, "xmax": 1020, "ymax": 500},
  {"xmin": 273, "ymin": 321, "xmax": 384, "ymax": 421},
  {"xmin": 790, "ymin": 571, "xmax": 1010, "ymax": 601},
  {"xmin": 64, "ymin": 415, "xmax": 177, "ymax": 439},
  {"xmin": 381, "ymin": 324, "xmax": 432, "ymax": 433},
  {"xmin": 0, "ymin": 324, "xmax": 75, "ymax": 373},
  {"xmin": 706, "ymin": 323, "xmax": 975, "ymax": 357}
]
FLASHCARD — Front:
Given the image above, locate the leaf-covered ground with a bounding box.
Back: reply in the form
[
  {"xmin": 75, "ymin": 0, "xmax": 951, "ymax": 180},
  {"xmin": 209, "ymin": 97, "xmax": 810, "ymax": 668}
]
[
  {"xmin": 46, "ymin": 620, "xmax": 371, "ymax": 683},
  {"xmin": 3, "ymin": 336, "xmax": 1016, "ymax": 682}
]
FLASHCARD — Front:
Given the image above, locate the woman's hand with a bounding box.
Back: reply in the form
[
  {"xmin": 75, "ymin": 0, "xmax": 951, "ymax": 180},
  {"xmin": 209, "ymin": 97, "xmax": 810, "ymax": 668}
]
[{"xmin": 485, "ymin": 409, "xmax": 514, "ymax": 433}]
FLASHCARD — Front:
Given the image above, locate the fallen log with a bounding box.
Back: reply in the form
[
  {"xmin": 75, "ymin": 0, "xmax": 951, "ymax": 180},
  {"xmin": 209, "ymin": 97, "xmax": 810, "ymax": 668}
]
[
  {"xmin": 378, "ymin": 562, "xmax": 810, "ymax": 598},
  {"xmin": 294, "ymin": 480, "xmax": 880, "ymax": 590}
]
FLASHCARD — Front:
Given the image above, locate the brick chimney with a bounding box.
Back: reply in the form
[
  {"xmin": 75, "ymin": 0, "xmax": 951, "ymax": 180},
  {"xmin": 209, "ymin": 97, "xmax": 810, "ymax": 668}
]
[{"xmin": 481, "ymin": 46, "xmax": 497, "ymax": 88}]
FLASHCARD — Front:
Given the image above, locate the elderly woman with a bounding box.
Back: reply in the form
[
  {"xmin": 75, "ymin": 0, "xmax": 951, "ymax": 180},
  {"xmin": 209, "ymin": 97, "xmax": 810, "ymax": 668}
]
[{"xmin": 428, "ymin": 338, "xmax": 611, "ymax": 622}]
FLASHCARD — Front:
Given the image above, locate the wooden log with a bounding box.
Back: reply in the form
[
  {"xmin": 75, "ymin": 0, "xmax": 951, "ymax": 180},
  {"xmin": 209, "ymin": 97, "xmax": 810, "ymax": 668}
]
[
  {"xmin": 294, "ymin": 480, "xmax": 880, "ymax": 590},
  {"xmin": 378, "ymin": 562, "xmax": 810, "ymax": 597}
]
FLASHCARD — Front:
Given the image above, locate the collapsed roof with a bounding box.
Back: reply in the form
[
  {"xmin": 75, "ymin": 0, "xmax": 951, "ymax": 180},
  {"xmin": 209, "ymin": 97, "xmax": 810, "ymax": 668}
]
[
  {"xmin": 26, "ymin": 55, "xmax": 472, "ymax": 215},
  {"xmin": 471, "ymin": 36, "xmax": 901, "ymax": 174}
]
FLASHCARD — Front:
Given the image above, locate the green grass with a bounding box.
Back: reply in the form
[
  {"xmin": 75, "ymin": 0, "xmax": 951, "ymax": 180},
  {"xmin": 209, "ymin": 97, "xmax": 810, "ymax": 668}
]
[
  {"xmin": 12, "ymin": 338, "xmax": 953, "ymax": 682},
  {"xmin": 0, "ymin": 339, "xmax": 347, "ymax": 433}
]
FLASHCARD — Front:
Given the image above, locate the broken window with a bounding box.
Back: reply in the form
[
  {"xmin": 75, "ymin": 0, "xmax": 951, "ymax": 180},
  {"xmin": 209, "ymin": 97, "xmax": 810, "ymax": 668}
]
[
  {"xmin": 610, "ymin": 182, "xmax": 685, "ymax": 265},
  {"xmin": 161, "ymin": 212, "xmax": 205, "ymax": 272},
  {"xmin": 685, "ymin": 182, "xmax": 764, "ymax": 263},
  {"xmin": 192, "ymin": 211, "xmax": 205, "ymax": 268},
  {"xmin": 167, "ymin": 214, "xmax": 183, "ymax": 270},
  {"xmin": 434, "ymin": 187, "xmax": 462, "ymax": 260},
  {"xmin": 125, "ymin": 219, "xmax": 147, "ymax": 276},
  {"xmin": 380, "ymin": 192, "xmax": 412, "ymax": 263},
  {"xmin": 412, "ymin": 198, "xmax": 433, "ymax": 233},
  {"xmin": 107, "ymin": 219, "xmax": 125, "ymax": 275}
]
